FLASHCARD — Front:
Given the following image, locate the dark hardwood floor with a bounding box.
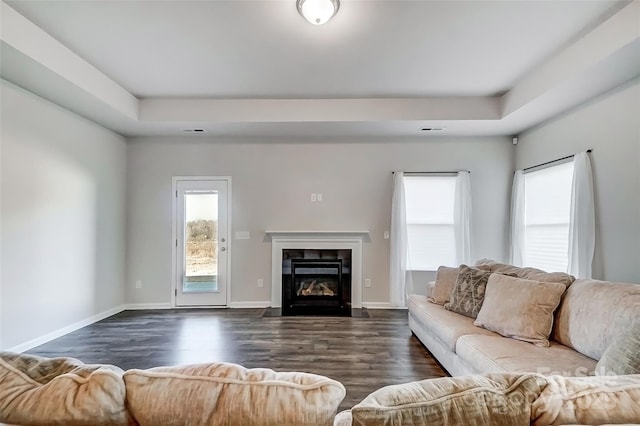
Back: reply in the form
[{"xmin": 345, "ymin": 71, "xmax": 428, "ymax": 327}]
[{"xmin": 27, "ymin": 308, "xmax": 447, "ymax": 411}]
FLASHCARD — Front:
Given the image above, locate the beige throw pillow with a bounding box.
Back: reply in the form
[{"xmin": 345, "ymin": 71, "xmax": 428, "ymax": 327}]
[
  {"xmin": 0, "ymin": 352, "xmax": 131, "ymax": 426},
  {"xmin": 474, "ymin": 274, "xmax": 567, "ymax": 347},
  {"xmin": 444, "ymin": 264, "xmax": 493, "ymax": 318},
  {"xmin": 428, "ymin": 266, "xmax": 459, "ymax": 305},
  {"xmin": 124, "ymin": 362, "xmax": 346, "ymax": 426}
]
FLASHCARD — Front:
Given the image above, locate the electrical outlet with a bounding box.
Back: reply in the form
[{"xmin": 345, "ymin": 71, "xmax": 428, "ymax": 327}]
[
  {"xmin": 383, "ymin": 231, "xmax": 390, "ymax": 239},
  {"xmin": 257, "ymin": 279, "xmax": 264, "ymax": 288},
  {"xmin": 364, "ymin": 278, "xmax": 372, "ymax": 288},
  {"xmin": 311, "ymin": 193, "xmax": 317, "ymax": 202},
  {"xmin": 317, "ymin": 193, "xmax": 323, "ymax": 201},
  {"xmin": 135, "ymin": 280, "xmax": 142, "ymax": 289}
]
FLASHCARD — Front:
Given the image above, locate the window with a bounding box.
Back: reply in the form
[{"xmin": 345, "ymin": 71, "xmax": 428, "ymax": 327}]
[
  {"xmin": 523, "ymin": 161, "xmax": 574, "ymax": 272},
  {"xmin": 404, "ymin": 176, "xmax": 456, "ymax": 270}
]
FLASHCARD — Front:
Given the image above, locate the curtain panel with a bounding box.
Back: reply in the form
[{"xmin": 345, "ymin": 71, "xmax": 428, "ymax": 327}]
[
  {"xmin": 389, "ymin": 172, "xmax": 413, "ymax": 307},
  {"xmin": 454, "ymin": 171, "xmax": 473, "ymax": 265},
  {"xmin": 568, "ymin": 151, "xmax": 595, "ymax": 278},
  {"xmin": 510, "ymin": 170, "xmax": 525, "ymax": 266}
]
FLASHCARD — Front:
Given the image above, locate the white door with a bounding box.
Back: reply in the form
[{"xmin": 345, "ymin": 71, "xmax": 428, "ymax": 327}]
[{"xmin": 174, "ymin": 178, "xmax": 230, "ymax": 306}]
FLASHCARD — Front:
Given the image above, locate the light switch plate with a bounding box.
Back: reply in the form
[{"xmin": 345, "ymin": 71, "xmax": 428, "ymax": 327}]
[{"xmin": 235, "ymin": 231, "xmax": 250, "ymax": 240}]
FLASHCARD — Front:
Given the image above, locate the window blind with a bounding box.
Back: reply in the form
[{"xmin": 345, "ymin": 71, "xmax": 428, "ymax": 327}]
[{"xmin": 404, "ymin": 176, "xmax": 456, "ymax": 270}]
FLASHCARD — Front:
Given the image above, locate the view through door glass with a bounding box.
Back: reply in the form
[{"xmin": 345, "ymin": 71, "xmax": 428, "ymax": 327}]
[
  {"xmin": 184, "ymin": 192, "xmax": 218, "ymax": 293},
  {"xmin": 176, "ymin": 178, "xmax": 228, "ymax": 307}
]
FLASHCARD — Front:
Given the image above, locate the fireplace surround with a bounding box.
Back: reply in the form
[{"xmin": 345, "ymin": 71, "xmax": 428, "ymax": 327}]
[{"xmin": 267, "ymin": 231, "xmax": 367, "ymax": 313}]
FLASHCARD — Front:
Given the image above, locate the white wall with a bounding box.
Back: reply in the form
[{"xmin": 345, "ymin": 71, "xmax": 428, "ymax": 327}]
[
  {"xmin": 126, "ymin": 137, "xmax": 513, "ymax": 306},
  {"xmin": 516, "ymin": 78, "xmax": 640, "ymax": 283},
  {"xmin": 0, "ymin": 80, "xmax": 127, "ymax": 350}
]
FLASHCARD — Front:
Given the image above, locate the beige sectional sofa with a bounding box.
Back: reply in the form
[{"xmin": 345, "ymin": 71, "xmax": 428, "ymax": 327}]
[
  {"xmin": 3, "ymin": 263, "xmax": 639, "ymax": 425},
  {"xmin": 0, "ymin": 352, "xmax": 346, "ymax": 426},
  {"xmin": 2, "ymin": 352, "xmax": 640, "ymax": 426},
  {"xmin": 2, "ymin": 343, "xmax": 640, "ymax": 425},
  {"xmin": 408, "ymin": 260, "xmax": 640, "ymax": 378}
]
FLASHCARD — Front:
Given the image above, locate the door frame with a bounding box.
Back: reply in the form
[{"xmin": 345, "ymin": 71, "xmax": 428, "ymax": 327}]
[{"xmin": 171, "ymin": 176, "xmax": 232, "ymax": 308}]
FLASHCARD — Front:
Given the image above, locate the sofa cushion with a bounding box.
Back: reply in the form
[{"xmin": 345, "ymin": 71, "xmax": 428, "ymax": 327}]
[
  {"xmin": 124, "ymin": 362, "xmax": 345, "ymax": 426},
  {"xmin": 0, "ymin": 351, "xmax": 130, "ymax": 426},
  {"xmin": 408, "ymin": 294, "xmax": 499, "ymax": 353},
  {"xmin": 456, "ymin": 335, "xmax": 597, "ymax": 376},
  {"xmin": 596, "ymin": 329, "xmax": 640, "ymax": 375},
  {"xmin": 474, "ymin": 274, "xmax": 566, "ymax": 347},
  {"xmin": 349, "ymin": 373, "xmax": 548, "ymax": 426},
  {"xmin": 552, "ymin": 279, "xmax": 640, "ymax": 361},
  {"xmin": 475, "ymin": 260, "xmax": 575, "ymax": 287},
  {"xmin": 531, "ymin": 374, "xmax": 640, "ymax": 425},
  {"xmin": 444, "ymin": 264, "xmax": 494, "ymax": 318},
  {"xmin": 428, "ymin": 266, "xmax": 459, "ymax": 305},
  {"xmin": 333, "ymin": 410, "xmax": 352, "ymax": 426}
]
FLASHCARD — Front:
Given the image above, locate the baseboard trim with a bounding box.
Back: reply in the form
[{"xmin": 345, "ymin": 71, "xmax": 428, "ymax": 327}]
[
  {"xmin": 124, "ymin": 303, "xmax": 173, "ymax": 310},
  {"xmin": 363, "ymin": 302, "xmax": 408, "ymax": 310},
  {"xmin": 6, "ymin": 304, "xmax": 127, "ymax": 353},
  {"xmin": 229, "ymin": 301, "xmax": 271, "ymax": 308}
]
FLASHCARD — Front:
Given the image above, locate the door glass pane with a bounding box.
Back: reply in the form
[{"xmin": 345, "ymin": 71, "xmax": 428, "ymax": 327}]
[{"xmin": 184, "ymin": 192, "xmax": 218, "ymax": 293}]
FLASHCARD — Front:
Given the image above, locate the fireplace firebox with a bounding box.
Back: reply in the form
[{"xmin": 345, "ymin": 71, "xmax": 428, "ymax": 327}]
[{"xmin": 282, "ymin": 249, "xmax": 351, "ymax": 316}]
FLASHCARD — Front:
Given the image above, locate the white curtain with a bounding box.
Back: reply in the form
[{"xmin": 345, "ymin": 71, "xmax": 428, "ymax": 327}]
[
  {"xmin": 510, "ymin": 170, "xmax": 525, "ymax": 266},
  {"xmin": 568, "ymin": 151, "xmax": 595, "ymax": 278},
  {"xmin": 454, "ymin": 171, "xmax": 473, "ymax": 265},
  {"xmin": 389, "ymin": 172, "xmax": 413, "ymax": 307}
]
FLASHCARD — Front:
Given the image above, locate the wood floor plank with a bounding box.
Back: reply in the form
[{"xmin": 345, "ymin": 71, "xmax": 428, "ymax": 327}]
[{"xmin": 27, "ymin": 308, "xmax": 447, "ymax": 411}]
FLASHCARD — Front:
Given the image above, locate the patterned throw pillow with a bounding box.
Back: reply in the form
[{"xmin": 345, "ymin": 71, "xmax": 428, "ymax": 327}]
[
  {"xmin": 444, "ymin": 264, "xmax": 494, "ymax": 318},
  {"xmin": 596, "ymin": 328, "xmax": 640, "ymax": 375}
]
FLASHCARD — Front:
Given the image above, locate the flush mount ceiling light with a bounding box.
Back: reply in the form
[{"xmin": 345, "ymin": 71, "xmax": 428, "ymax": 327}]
[{"xmin": 297, "ymin": 0, "xmax": 340, "ymax": 25}]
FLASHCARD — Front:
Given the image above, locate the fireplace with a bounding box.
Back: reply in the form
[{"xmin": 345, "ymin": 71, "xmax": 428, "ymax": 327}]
[
  {"xmin": 282, "ymin": 249, "xmax": 351, "ymax": 316},
  {"xmin": 268, "ymin": 231, "xmax": 366, "ymax": 311}
]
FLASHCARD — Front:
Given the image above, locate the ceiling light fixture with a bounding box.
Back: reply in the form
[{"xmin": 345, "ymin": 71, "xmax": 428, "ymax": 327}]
[{"xmin": 296, "ymin": 0, "xmax": 340, "ymax": 25}]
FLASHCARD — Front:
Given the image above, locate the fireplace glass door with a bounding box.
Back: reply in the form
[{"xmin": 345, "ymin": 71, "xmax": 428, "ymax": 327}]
[{"xmin": 293, "ymin": 260, "xmax": 341, "ymax": 299}]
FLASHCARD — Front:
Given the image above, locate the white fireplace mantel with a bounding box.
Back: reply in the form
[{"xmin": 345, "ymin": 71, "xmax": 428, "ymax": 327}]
[
  {"xmin": 265, "ymin": 230, "xmax": 370, "ymax": 238},
  {"xmin": 268, "ymin": 231, "xmax": 367, "ymax": 309}
]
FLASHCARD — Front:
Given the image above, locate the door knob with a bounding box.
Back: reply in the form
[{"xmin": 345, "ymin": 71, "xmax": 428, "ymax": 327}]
[
  {"xmin": 220, "ymin": 247, "xmax": 226, "ymax": 251},
  {"xmin": 221, "ymin": 238, "xmax": 226, "ymax": 243}
]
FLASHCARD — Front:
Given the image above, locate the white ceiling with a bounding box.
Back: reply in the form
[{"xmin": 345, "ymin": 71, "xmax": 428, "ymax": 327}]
[{"xmin": 1, "ymin": 0, "xmax": 639, "ymax": 138}]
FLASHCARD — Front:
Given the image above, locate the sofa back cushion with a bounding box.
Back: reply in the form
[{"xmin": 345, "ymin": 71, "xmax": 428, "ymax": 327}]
[
  {"xmin": 475, "ymin": 260, "xmax": 575, "ymax": 287},
  {"xmin": 0, "ymin": 352, "xmax": 131, "ymax": 426},
  {"xmin": 123, "ymin": 362, "xmax": 345, "ymax": 426},
  {"xmin": 531, "ymin": 374, "xmax": 640, "ymax": 425},
  {"xmin": 349, "ymin": 373, "xmax": 547, "ymax": 426},
  {"xmin": 553, "ymin": 279, "xmax": 640, "ymax": 360}
]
